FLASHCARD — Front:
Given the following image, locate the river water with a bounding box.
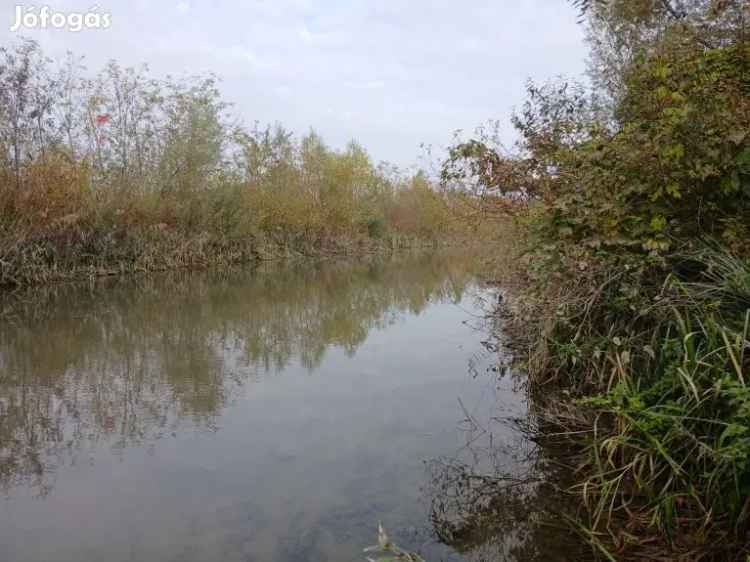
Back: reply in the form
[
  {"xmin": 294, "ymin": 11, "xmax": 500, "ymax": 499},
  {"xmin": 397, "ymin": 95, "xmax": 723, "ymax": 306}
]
[{"xmin": 0, "ymin": 252, "xmax": 578, "ymax": 561}]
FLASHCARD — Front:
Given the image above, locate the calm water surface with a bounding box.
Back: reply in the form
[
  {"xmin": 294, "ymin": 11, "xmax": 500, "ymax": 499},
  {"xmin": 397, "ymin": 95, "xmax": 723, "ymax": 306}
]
[{"xmin": 0, "ymin": 252, "xmax": 576, "ymax": 561}]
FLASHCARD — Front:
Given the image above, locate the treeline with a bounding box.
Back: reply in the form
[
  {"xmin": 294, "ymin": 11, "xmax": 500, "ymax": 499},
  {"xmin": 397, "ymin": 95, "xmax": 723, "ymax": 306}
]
[
  {"xmin": 0, "ymin": 40, "xmax": 460, "ymax": 286},
  {"xmin": 444, "ymin": 1, "xmax": 750, "ymax": 559}
]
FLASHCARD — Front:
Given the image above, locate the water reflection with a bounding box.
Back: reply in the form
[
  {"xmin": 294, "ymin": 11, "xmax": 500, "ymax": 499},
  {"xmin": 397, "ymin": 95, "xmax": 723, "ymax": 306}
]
[
  {"xmin": 0, "ymin": 251, "xmax": 585, "ymax": 562},
  {"xmin": 426, "ymin": 435, "xmax": 589, "ymax": 561},
  {"xmin": 0, "ymin": 252, "xmax": 474, "ymax": 498},
  {"xmin": 424, "ymin": 307, "xmax": 590, "ymax": 562}
]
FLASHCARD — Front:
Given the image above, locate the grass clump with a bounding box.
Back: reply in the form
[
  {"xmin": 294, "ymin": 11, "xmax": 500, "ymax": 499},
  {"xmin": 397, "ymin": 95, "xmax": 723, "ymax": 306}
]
[{"xmin": 573, "ymin": 251, "xmax": 750, "ymax": 559}]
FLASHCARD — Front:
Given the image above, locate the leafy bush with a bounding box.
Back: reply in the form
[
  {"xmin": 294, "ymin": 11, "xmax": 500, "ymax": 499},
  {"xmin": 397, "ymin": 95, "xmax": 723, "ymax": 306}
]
[{"xmin": 441, "ymin": 2, "xmax": 750, "ymax": 558}]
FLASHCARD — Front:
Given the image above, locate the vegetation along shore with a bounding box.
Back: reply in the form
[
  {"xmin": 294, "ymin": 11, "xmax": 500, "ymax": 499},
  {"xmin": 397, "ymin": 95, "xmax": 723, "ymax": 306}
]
[
  {"xmin": 0, "ymin": 40, "xmax": 472, "ymax": 288},
  {"xmin": 445, "ymin": 1, "xmax": 750, "ymax": 559}
]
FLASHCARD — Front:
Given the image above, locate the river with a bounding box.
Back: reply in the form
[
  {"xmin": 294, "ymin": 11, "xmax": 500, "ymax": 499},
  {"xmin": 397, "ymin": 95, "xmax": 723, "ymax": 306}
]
[{"xmin": 0, "ymin": 251, "xmax": 581, "ymax": 561}]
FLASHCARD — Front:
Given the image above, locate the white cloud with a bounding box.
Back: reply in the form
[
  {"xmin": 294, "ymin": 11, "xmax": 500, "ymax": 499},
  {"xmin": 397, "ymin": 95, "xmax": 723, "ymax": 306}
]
[{"xmin": 345, "ymin": 80, "xmax": 386, "ymax": 90}]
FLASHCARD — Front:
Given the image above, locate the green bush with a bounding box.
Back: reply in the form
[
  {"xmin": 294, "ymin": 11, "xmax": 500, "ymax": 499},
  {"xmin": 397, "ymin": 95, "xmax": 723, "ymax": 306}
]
[{"xmin": 441, "ymin": 2, "xmax": 750, "ymax": 558}]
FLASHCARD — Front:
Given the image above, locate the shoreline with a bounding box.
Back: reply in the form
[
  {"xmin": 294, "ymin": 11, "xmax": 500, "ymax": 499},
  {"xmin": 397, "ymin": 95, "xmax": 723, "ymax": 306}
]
[{"xmin": 0, "ymin": 232, "xmax": 455, "ymax": 292}]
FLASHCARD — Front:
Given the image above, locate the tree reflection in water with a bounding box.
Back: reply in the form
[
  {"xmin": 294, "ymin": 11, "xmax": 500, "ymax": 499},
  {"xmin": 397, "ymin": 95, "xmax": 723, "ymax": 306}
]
[
  {"xmin": 425, "ymin": 307, "xmax": 592, "ymax": 562},
  {"xmin": 0, "ymin": 252, "xmax": 476, "ymax": 497}
]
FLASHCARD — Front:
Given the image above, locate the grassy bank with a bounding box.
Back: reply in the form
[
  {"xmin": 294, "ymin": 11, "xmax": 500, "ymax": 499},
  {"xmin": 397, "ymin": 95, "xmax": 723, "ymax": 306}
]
[
  {"xmin": 0, "ymin": 198, "xmax": 448, "ymax": 287},
  {"xmin": 492, "ymin": 242, "xmax": 750, "ymax": 560},
  {"xmin": 446, "ymin": 1, "xmax": 750, "ymax": 559},
  {"xmin": 0, "ymin": 40, "xmax": 465, "ymax": 288}
]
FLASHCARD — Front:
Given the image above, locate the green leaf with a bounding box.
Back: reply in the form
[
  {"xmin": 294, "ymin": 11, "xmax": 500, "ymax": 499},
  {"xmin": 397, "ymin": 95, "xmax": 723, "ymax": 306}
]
[{"xmin": 650, "ymin": 215, "xmax": 667, "ymax": 231}]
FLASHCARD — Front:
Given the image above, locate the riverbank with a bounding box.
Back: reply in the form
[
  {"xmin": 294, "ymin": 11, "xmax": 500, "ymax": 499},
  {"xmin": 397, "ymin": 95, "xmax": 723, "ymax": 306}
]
[
  {"xmin": 480, "ymin": 219, "xmax": 750, "ymax": 561},
  {"xmin": 0, "ymin": 40, "xmax": 468, "ymax": 290},
  {"xmin": 0, "ymin": 221, "xmax": 448, "ymax": 289},
  {"xmin": 458, "ymin": 4, "xmax": 750, "ymax": 557}
]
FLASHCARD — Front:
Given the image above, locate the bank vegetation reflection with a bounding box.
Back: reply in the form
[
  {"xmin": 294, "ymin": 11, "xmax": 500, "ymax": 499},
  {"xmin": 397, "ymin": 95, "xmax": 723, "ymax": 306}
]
[{"xmin": 0, "ymin": 252, "xmax": 475, "ymax": 496}]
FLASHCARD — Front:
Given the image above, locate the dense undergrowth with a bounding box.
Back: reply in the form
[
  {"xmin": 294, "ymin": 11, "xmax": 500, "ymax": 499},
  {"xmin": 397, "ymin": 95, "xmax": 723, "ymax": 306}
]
[
  {"xmin": 444, "ymin": 1, "xmax": 750, "ymax": 559},
  {"xmin": 0, "ymin": 40, "xmax": 466, "ymax": 287}
]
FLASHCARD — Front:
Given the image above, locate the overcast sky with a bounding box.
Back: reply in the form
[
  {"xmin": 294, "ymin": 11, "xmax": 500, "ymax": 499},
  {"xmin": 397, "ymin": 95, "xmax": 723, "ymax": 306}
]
[{"xmin": 1, "ymin": 0, "xmax": 588, "ymax": 168}]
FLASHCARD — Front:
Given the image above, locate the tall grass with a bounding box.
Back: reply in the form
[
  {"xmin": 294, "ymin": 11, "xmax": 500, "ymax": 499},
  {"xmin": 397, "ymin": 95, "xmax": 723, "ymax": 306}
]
[{"xmin": 516, "ymin": 249, "xmax": 750, "ymax": 559}]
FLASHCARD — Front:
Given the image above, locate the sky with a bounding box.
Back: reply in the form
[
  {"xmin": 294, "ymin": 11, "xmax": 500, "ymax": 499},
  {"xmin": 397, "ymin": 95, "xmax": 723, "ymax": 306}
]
[{"xmin": 1, "ymin": 0, "xmax": 588, "ymax": 169}]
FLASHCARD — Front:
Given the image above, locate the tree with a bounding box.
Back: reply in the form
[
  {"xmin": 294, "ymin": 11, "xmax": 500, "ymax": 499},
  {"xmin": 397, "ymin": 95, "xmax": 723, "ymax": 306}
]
[
  {"xmin": 582, "ymin": 0, "xmax": 748, "ymax": 105},
  {"xmin": 157, "ymin": 76, "xmax": 226, "ymax": 193},
  {"xmin": 0, "ymin": 39, "xmax": 57, "ymax": 189}
]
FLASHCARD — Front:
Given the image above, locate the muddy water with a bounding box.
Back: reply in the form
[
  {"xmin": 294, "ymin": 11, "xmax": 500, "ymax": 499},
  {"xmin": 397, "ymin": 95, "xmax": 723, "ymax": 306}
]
[{"xmin": 0, "ymin": 252, "xmax": 579, "ymax": 561}]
